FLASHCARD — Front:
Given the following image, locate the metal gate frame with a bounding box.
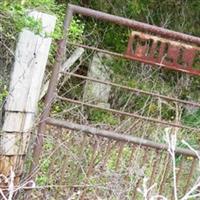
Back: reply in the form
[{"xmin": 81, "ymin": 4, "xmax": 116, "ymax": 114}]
[{"xmin": 30, "ymin": 4, "xmax": 200, "ymax": 196}]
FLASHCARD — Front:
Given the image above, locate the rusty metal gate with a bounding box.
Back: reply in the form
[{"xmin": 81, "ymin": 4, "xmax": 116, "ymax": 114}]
[{"xmin": 30, "ymin": 4, "xmax": 200, "ymax": 199}]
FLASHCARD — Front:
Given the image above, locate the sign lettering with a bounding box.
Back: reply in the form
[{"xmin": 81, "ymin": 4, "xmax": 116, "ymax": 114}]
[{"xmin": 126, "ymin": 31, "xmax": 200, "ymax": 75}]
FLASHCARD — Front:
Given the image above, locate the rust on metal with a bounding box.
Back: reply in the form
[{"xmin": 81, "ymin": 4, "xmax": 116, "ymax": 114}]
[
  {"xmin": 127, "ymin": 145, "xmax": 136, "ymax": 168},
  {"xmin": 68, "ymin": 4, "xmax": 200, "ymax": 46},
  {"xmin": 45, "ymin": 118, "xmax": 199, "ymax": 158},
  {"xmin": 30, "ymin": 5, "xmax": 74, "ymax": 176},
  {"xmin": 101, "ymin": 141, "xmax": 113, "ymax": 169},
  {"xmin": 65, "ymin": 72, "xmax": 200, "ymax": 108},
  {"xmin": 176, "ymin": 158, "xmax": 184, "ymax": 186},
  {"xmin": 73, "ymin": 134, "xmax": 87, "ymax": 184},
  {"xmin": 57, "ymin": 95, "xmax": 200, "ymax": 132},
  {"xmin": 86, "ymin": 140, "xmax": 98, "ymax": 177},
  {"xmin": 66, "ymin": 4, "xmax": 200, "ymax": 75},
  {"xmin": 126, "ymin": 31, "xmax": 200, "ymax": 75},
  {"xmin": 183, "ymin": 158, "xmax": 196, "ymax": 194},
  {"xmin": 80, "ymin": 140, "xmax": 98, "ymax": 200},
  {"xmin": 159, "ymin": 154, "xmax": 170, "ymax": 195},
  {"xmin": 115, "ymin": 142, "xmax": 124, "ymax": 170},
  {"xmin": 148, "ymin": 150, "xmax": 160, "ymax": 188},
  {"xmin": 68, "ymin": 42, "xmax": 200, "ymax": 76},
  {"xmin": 132, "ymin": 148, "xmax": 148, "ymax": 199}
]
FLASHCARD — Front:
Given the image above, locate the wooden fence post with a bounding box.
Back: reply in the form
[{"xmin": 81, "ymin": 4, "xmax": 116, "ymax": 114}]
[{"xmin": 0, "ymin": 11, "xmax": 56, "ymax": 188}]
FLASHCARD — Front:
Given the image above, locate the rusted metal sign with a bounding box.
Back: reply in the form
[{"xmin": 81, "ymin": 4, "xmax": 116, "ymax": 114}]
[
  {"xmin": 65, "ymin": 4, "xmax": 200, "ymax": 75},
  {"xmin": 126, "ymin": 31, "xmax": 200, "ymax": 74}
]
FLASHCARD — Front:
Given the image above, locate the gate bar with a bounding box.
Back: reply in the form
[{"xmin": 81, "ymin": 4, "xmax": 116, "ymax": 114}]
[
  {"xmin": 69, "ymin": 4, "xmax": 200, "ymax": 46},
  {"xmin": 64, "ymin": 72, "xmax": 200, "ymax": 108},
  {"xmin": 46, "ymin": 117, "xmax": 199, "ymax": 158},
  {"xmin": 30, "ymin": 6, "xmax": 74, "ymax": 174},
  {"xmin": 68, "ymin": 42, "xmax": 200, "ymax": 76},
  {"xmin": 57, "ymin": 96, "xmax": 200, "ymax": 132}
]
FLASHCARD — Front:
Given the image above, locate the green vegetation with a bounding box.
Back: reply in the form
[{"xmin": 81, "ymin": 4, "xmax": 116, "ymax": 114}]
[
  {"xmin": 89, "ymin": 108, "xmax": 119, "ymax": 125},
  {"xmin": 182, "ymin": 109, "xmax": 200, "ymax": 128},
  {"xmin": 1, "ymin": 0, "xmax": 200, "ymax": 199},
  {"xmin": 0, "ymin": 1, "xmax": 42, "ymax": 36},
  {"xmin": 0, "ymin": 81, "xmax": 8, "ymax": 106}
]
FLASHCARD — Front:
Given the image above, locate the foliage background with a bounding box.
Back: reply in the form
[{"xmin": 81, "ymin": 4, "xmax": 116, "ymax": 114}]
[
  {"xmin": 1, "ymin": 0, "xmax": 200, "ymax": 110},
  {"xmin": 0, "ymin": 0, "xmax": 200, "ymax": 199}
]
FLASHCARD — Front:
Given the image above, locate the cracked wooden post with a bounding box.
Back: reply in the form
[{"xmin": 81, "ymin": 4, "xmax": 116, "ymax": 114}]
[{"xmin": 0, "ymin": 11, "xmax": 56, "ymax": 188}]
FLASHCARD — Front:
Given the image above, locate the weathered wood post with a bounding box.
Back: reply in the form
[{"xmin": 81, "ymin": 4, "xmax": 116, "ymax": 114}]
[{"xmin": 0, "ymin": 11, "xmax": 56, "ymax": 188}]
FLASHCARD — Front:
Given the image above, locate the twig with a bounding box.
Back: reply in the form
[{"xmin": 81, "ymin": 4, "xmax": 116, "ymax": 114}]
[
  {"xmin": 0, "ymin": 189, "xmax": 7, "ymax": 200},
  {"xmin": 137, "ymin": 177, "xmax": 167, "ymax": 200},
  {"xmin": 39, "ymin": 47, "xmax": 84, "ymax": 99},
  {"xmin": 8, "ymin": 167, "xmax": 15, "ymax": 200}
]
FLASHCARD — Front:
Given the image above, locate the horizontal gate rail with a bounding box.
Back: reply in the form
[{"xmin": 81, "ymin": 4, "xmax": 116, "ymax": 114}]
[
  {"xmin": 63, "ymin": 72, "xmax": 200, "ymax": 108},
  {"xmin": 68, "ymin": 4, "xmax": 200, "ymax": 46},
  {"xmin": 66, "ymin": 4, "xmax": 200, "ymax": 76},
  {"xmin": 46, "ymin": 117, "xmax": 199, "ymax": 158},
  {"xmin": 67, "ymin": 42, "xmax": 200, "ymax": 76},
  {"xmin": 57, "ymin": 95, "xmax": 200, "ymax": 132}
]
